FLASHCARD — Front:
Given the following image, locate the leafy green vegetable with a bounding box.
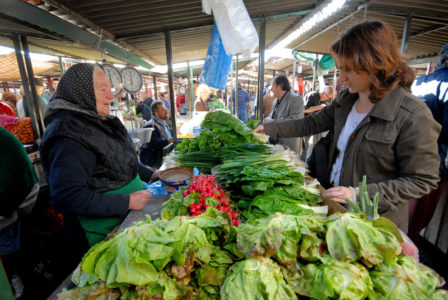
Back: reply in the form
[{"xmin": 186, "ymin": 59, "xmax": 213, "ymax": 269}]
[
  {"xmin": 283, "ymin": 256, "xmax": 374, "ymax": 300},
  {"xmin": 245, "ymin": 119, "xmax": 260, "ymax": 130},
  {"xmin": 235, "ymin": 213, "xmax": 325, "ymax": 265},
  {"xmin": 161, "ymin": 188, "xmax": 189, "ymax": 220},
  {"xmin": 325, "ymin": 213, "xmax": 402, "ymax": 267},
  {"xmin": 208, "ymin": 98, "xmax": 230, "ymax": 113},
  {"xmin": 202, "ymin": 111, "xmax": 252, "ymax": 137},
  {"xmin": 221, "ymin": 257, "xmax": 297, "ymax": 300},
  {"xmin": 78, "ymin": 210, "xmax": 234, "ymax": 287},
  {"xmin": 57, "ymin": 281, "xmax": 120, "ymax": 300},
  {"xmin": 370, "ymin": 255, "xmax": 448, "ymax": 299}
]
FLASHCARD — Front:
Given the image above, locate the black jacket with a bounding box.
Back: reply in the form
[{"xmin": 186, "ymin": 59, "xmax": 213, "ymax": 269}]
[{"xmin": 140, "ymin": 118, "xmax": 170, "ymax": 168}]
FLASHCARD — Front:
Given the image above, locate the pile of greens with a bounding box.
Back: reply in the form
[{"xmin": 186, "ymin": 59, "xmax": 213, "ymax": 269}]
[
  {"xmin": 176, "ymin": 111, "xmax": 263, "ymax": 155},
  {"xmin": 60, "ymin": 208, "xmax": 235, "ymax": 299},
  {"xmin": 231, "ymin": 212, "xmax": 447, "ymax": 300},
  {"xmin": 216, "ymin": 150, "xmax": 321, "ymax": 221},
  {"xmin": 208, "ymin": 98, "xmax": 231, "ymax": 113},
  {"xmin": 59, "ymin": 210, "xmax": 448, "ymax": 300},
  {"xmin": 175, "ymin": 111, "xmax": 267, "ymax": 173}
]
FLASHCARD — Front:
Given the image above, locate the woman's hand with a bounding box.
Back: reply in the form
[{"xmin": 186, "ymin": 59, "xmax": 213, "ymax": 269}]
[
  {"xmin": 129, "ymin": 190, "xmax": 152, "ymax": 210},
  {"xmin": 322, "ymin": 186, "xmax": 356, "ymax": 204},
  {"xmin": 253, "ymin": 125, "xmax": 265, "ymax": 134}
]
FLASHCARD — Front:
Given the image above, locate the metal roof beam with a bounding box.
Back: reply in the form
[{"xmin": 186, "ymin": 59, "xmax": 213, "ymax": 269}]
[
  {"xmin": 0, "ymin": 0, "xmax": 153, "ymax": 69},
  {"xmin": 409, "ymin": 55, "xmax": 440, "ymax": 65},
  {"xmin": 292, "ymin": 2, "xmax": 369, "ymax": 50},
  {"xmin": 116, "ymin": 8, "xmax": 314, "ymax": 41},
  {"xmin": 368, "ymin": 7, "xmax": 448, "ymax": 25},
  {"xmin": 410, "ymin": 25, "xmax": 448, "ymax": 39}
]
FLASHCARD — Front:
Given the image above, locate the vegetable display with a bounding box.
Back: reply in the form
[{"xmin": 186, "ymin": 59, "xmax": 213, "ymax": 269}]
[
  {"xmin": 59, "ymin": 109, "xmax": 447, "ymax": 299},
  {"xmin": 221, "ymin": 257, "xmax": 297, "ymax": 300},
  {"xmin": 162, "ymin": 175, "xmax": 240, "ymax": 226},
  {"xmin": 60, "ymin": 208, "xmax": 234, "ymax": 300},
  {"xmin": 60, "ymin": 211, "xmax": 448, "ymax": 300},
  {"xmin": 176, "ymin": 111, "xmax": 263, "ymax": 155},
  {"xmin": 207, "ymin": 97, "xmax": 230, "ymax": 113}
]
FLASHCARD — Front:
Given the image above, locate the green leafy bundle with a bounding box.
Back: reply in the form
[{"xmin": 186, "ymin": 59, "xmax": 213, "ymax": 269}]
[
  {"xmin": 176, "ymin": 111, "xmax": 263, "ymax": 156},
  {"xmin": 217, "ymin": 155, "xmax": 321, "ymax": 221},
  {"xmin": 370, "ymin": 255, "xmax": 448, "ymax": 299},
  {"xmin": 284, "ymin": 256, "xmax": 374, "ymax": 300},
  {"xmin": 64, "ymin": 208, "xmax": 235, "ymax": 299},
  {"xmin": 232, "ymin": 213, "xmax": 325, "ymax": 266},
  {"xmin": 208, "ymin": 98, "xmax": 230, "ymax": 113},
  {"xmin": 325, "ymin": 212, "xmax": 402, "ymax": 267},
  {"xmin": 221, "ymin": 257, "xmax": 297, "ymax": 300}
]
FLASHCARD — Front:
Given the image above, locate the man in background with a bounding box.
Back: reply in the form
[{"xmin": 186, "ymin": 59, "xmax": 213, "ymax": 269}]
[
  {"xmin": 137, "ymin": 96, "xmax": 154, "ymax": 121},
  {"xmin": 409, "ymin": 44, "xmax": 448, "ymax": 242},
  {"xmin": 159, "ymin": 93, "xmax": 170, "ymax": 110},
  {"xmin": 229, "ymin": 83, "xmax": 251, "ymax": 123},
  {"xmin": 140, "ymin": 101, "xmax": 173, "ymax": 169},
  {"xmin": 302, "ymin": 86, "xmax": 334, "ymax": 160},
  {"xmin": 304, "ymin": 86, "xmax": 334, "ymax": 115},
  {"xmin": 47, "ymin": 78, "xmax": 60, "ymax": 99},
  {"xmin": 17, "ymin": 78, "xmax": 48, "ymax": 118},
  {"xmin": 265, "ymin": 75, "xmax": 305, "ymax": 156}
]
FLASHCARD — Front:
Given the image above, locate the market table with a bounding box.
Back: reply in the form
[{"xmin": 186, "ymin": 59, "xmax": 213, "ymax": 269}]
[{"xmin": 46, "ymin": 194, "xmax": 169, "ymax": 300}]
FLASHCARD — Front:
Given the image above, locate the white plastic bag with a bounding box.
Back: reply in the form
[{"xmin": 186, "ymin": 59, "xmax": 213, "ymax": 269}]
[{"xmin": 202, "ymin": 0, "xmax": 258, "ymax": 57}]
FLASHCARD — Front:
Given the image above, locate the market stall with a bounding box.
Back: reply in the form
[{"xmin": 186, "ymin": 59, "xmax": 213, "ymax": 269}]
[{"xmin": 53, "ymin": 111, "xmax": 447, "ymax": 300}]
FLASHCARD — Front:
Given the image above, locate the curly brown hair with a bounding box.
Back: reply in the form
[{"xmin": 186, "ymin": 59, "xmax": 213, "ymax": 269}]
[{"xmin": 330, "ymin": 20, "xmax": 415, "ymax": 102}]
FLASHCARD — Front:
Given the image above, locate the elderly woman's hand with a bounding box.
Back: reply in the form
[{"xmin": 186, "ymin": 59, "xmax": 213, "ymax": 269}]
[
  {"xmin": 322, "ymin": 186, "xmax": 357, "ymax": 204},
  {"xmin": 129, "ymin": 190, "xmax": 152, "ymax": 210}
]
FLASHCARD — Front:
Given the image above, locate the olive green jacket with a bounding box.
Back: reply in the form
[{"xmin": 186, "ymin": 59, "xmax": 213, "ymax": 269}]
[{"xmin": 264, "ymin": 86, "xmax": 441, "ymax": 231}]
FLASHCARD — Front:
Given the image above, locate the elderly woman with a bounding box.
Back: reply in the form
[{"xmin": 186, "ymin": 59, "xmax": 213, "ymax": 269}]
[
  {"xmin": 40, "ymin": 63, "xmax": 153, "ymax": 266},
  {"xmin": 254, "ymin": 20, "xmax": 441, "ymax": 232},
  {"xmin": 194, "ymin": 83, "xmax": 211, "ymax": 111}
]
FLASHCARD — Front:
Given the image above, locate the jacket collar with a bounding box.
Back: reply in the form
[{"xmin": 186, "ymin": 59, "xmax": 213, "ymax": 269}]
[
  {"xmin": 335, "ymin": 85, "xmax": 405, "ymax": 122},
  {"xmin": 369, "ymin": 85, "xmax": 405, "ymax": 121},
  {"xmin": 278, "ymin": 90, "xmax": 289, "ymax": 102}
]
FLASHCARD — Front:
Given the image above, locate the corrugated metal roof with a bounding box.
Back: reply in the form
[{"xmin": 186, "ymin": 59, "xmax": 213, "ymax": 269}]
[{"xmin": 0, "ymin": 0, "xmax": 447, "ymax": 70}]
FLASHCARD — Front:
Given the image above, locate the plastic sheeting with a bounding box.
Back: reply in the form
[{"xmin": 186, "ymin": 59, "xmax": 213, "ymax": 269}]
[
  {"xmin": 199, "ymin": 23, "xmax": 233, "ymax": 90},
  {"xmin": 202, "ymin": 0, "xmax": 258, "ymax": 57}
]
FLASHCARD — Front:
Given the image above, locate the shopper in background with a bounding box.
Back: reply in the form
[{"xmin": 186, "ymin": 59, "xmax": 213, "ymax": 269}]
[
  {"xmin": 19, "ymin": 78, "xmax": 48, "ymax": 118},
  {"xmin": 263, "ymin": 86, "xmax": 275, "ymax": 118},
  {"xmin": 40, "ymin": 63, "xmax": 154, "ymax": 268},
  {"xmin": 194, "ymin": 83, "xmax": 211, "ymax": 111},
  {"xmin": 264, "ymin": 74, "xmax": 305, "ymax": 156},
  {"xmin": 302, "ymin": 86, "xmax": 335, "ymax": 160},
  {"xmin": 0, "ymin": 100, "xmax": 16, "ymax": 117},
  {"xmin": 47, "ymin": 77, "xmax": 60, "ymax": 99},
  {"xmin": 304, "ymin": 86, "xmax": 334, "ymax": 114},
  {"xmin": 137, "ymin": 96, "xmax": 154, "ymax": 121},
  {"xmin": 408, "ymin": 43, "xmax": 448, "ymax": 242},
  {"xmin": 229, "ymin": 82, "xmax": 251, "ymax": 122},
  {"xmin": 140, "ymin": 100, "xmax": 173, "ymax": 169},
  {"xmin": 16, "ymin": 86, "xmax": 26, "ymax": 118},
  {"xmin": 254, "ymin": 20, "xmax": 440, "ymax": 232},
  {"xmin": 159, "ymin": 93, "xmax": 170, "ymax": 110},
  {"xmin": 2, "ymin": 92, "xmax": 18, "ymax": 115}
]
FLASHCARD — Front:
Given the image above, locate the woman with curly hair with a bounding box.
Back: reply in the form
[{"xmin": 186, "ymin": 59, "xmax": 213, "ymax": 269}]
[{"xmin": 254, "ymin": 20, "xmax": 441, "ymax": 231}]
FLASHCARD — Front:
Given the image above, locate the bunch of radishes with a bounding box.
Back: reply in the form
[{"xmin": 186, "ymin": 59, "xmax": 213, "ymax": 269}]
[{"xmin": 183, "ymin": 175, "xmax": 240, "ymax": 226}]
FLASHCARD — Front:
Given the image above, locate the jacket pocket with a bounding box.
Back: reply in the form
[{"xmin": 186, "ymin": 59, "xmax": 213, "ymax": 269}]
[{"xmin": 364, "ymin": 124, "xmax": 398, "ymax": 144}]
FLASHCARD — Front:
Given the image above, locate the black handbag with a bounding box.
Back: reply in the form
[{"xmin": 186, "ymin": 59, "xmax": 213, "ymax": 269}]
[{"xmin": 307, "ymin": 129, "xmax": 333, "ymax": 189}]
